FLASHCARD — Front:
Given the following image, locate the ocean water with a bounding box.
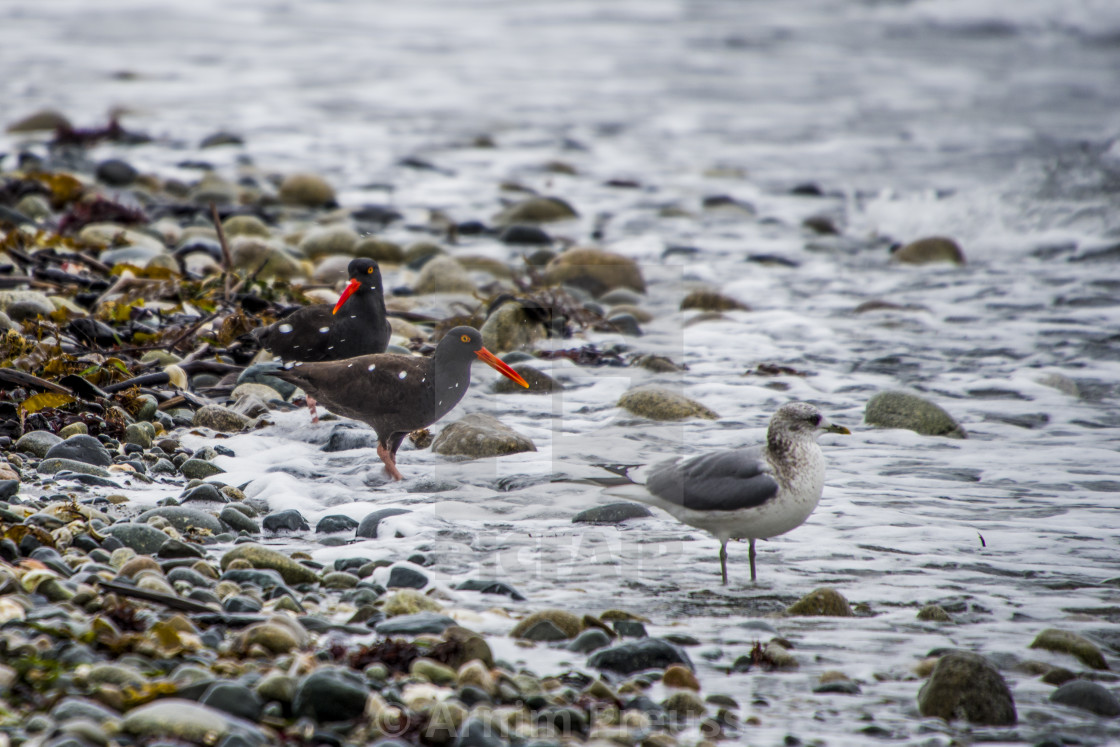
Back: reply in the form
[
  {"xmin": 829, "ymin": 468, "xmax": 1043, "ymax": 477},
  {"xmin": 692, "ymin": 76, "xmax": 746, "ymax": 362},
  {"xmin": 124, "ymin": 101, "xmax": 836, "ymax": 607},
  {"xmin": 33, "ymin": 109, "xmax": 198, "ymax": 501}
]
[{"xmin": 4, "ymin": 0, "xmax": 1120, "ymax": 743}]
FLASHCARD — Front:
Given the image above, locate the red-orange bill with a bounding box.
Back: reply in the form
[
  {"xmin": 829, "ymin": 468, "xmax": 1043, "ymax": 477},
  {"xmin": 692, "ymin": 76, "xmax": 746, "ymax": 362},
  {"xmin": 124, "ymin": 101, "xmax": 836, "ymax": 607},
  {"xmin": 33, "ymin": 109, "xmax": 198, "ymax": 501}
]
[
  {"xmin": 476, "ymin": 347, "xmax": 529, "ymax": 388},
  {"xmin": 332, "ymin": 278, "xmax": 360, "ymax": 315}
]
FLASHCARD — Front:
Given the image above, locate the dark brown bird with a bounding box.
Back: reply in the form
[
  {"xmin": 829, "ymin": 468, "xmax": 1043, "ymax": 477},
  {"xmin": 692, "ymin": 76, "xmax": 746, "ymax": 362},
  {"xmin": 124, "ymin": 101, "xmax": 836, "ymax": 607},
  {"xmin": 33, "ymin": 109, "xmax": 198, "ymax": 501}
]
[
  {"xmin": 272, "ymin": 326, "xmax": 529, "ymax": 480},
  {"xmin": 252, "ymin": 257, "xmax": 391, "ymax": 363}
]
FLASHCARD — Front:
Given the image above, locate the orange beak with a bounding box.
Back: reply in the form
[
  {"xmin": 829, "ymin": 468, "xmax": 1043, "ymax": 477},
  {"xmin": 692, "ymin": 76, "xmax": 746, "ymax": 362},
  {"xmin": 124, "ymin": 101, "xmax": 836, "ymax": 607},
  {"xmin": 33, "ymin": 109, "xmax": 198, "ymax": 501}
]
[
  {"xmin": 475, "ymin": 347, "xmax": 529, "ymax": 388},
  {"xmin": 332, "ymin": 278, "xmax": 360, "ymax": 315}
]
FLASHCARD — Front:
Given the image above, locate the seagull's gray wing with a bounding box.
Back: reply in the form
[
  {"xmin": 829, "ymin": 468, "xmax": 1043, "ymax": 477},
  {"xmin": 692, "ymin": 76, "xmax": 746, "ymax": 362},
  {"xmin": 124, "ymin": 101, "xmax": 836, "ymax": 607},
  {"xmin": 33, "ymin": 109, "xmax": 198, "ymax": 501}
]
[{"xmin": 644, "ymin": 446, "xmax": 779, "ymax": 512}]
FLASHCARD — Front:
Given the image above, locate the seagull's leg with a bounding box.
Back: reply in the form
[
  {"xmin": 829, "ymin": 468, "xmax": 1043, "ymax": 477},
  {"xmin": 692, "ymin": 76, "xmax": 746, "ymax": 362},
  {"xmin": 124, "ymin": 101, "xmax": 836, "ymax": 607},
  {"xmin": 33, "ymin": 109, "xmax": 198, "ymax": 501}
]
[
  {"xmin": 307, "ymin": 396, "xmax": 319, "ymax": 424},
  {"xmin": 748, "ymin": 538, "xmax": 757, "ymax": 583},
  {"xmin": 719, "ymin": 541, "xmax": 729, "ymax": 586},
  {"xmin": 376, "ymin": 442, "xmax": 404, "ymax": 481}
]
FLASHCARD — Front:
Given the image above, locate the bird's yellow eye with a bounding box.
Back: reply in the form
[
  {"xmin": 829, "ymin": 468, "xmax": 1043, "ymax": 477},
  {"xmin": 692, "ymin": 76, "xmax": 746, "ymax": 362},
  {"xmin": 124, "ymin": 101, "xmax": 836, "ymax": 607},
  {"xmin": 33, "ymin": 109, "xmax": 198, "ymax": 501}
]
[
  {"xmin": 367, "ymin": 267, "xmax": 374, "ymax": 274},
  {"xmin": 460, "ymin": 334, "xmax": 471, "ymax": 343}
]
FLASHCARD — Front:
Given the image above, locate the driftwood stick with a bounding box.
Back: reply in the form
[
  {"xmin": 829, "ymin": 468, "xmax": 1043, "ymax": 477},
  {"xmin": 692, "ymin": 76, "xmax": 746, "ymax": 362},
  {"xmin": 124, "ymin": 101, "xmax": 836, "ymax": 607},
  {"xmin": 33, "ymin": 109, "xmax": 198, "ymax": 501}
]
[
  {"xmin": 98, "ymin": 578, "xmax": 219, "ymax": 614},
  {"xmin": 211, "ymin": 202, "xmax": 234, "ymax": 305}
]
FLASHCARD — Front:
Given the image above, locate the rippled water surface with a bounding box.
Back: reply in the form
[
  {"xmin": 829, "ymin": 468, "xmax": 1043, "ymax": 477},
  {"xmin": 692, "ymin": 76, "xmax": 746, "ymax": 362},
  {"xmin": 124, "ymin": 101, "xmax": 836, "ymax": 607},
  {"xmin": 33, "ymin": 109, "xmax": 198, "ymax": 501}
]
[{"xmin": 4, "ymin": 0, "xmax": 1120, "ymax": 744}]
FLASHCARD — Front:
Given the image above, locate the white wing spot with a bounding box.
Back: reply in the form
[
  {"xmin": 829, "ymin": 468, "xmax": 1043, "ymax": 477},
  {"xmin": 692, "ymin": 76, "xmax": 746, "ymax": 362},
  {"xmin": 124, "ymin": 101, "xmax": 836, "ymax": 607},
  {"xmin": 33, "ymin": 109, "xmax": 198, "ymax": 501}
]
[
  {"xmin": 318, "ymin": 326, "xmax": 329, "ymax": 334},
  {"xmin": 278, "ymin": 324, "xmax": 293, "ymax": 334},
  {"xmin": 398, "ymin": 371, "xmax": 407, "ymax": 380},
  {"xmin": 368, "ymin": 363, "xmax": 377, "ymax": 371},
  {"xmin": 350, "ymin": 315, "xmax": 357, "ymax": 319},
  {"xmin": 347, "ymin": 363, "xmax": 353, "ymax": 368}
]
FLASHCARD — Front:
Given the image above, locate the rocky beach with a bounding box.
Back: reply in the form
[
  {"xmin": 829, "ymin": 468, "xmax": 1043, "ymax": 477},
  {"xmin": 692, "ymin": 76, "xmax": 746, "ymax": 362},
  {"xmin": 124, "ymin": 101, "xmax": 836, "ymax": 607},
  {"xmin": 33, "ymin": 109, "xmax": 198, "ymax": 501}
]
[{"xmin": 1, "ymin": 1, "xmax": 1120, "ymax": 746}]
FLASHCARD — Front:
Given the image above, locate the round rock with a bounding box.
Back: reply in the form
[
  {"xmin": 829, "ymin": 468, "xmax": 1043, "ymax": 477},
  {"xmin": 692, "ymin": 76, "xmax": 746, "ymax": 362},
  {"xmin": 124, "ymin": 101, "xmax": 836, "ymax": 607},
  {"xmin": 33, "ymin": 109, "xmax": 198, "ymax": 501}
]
[
  {"xmin": 431, "ymin": 413, "xmax": 536, "ymax": 459},
  {"xmin": 916, "ymin": 651, "xmax": 1017, "ymax": 725},
  {"xmin": 864, "ymin": 391, "xmax": 966, "ymax": 438},
  {"xmin": 44, "ymin": 435, "xmax": 112, "ymax": 467},
  {"xmin": 618, "ymin": 386, "xmax": 718, "ymax": 421}
]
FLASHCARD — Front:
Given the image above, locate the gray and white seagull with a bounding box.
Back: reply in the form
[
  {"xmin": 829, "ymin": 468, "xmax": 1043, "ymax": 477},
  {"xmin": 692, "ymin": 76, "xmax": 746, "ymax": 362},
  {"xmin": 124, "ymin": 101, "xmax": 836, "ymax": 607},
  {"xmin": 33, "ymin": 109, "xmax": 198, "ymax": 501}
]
[{"xmin": 601, "ymin": 402, "xmax": 850, "ymax": 585}]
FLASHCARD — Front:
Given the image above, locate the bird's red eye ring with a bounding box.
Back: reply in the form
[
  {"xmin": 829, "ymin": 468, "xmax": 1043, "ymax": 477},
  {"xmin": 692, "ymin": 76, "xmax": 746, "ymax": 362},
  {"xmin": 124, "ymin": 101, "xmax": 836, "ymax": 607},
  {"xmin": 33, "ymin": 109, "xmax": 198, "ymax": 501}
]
[
  {"xmin": 367, "ymin": 267, "xmax": 374, "ymax": 274},
  {"xmin": 460, "ymin": 334, "xmax": 471, "ymax": 343}
]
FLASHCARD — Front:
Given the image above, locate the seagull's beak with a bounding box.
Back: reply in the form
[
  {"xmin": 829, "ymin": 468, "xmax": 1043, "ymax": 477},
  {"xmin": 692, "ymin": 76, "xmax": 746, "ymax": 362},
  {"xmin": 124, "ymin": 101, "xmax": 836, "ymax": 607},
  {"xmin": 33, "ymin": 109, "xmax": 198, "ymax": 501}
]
[
  {"xmin": 823, "ymin": 422, "xmax": 851, "ymax": 435},
  {"xmin": 332, "ymin": 278, "xmax": 361, "ymax": 315},
  {"xmin": 475, "ymin": 347, "xmax": 529, "ymax": 388}
]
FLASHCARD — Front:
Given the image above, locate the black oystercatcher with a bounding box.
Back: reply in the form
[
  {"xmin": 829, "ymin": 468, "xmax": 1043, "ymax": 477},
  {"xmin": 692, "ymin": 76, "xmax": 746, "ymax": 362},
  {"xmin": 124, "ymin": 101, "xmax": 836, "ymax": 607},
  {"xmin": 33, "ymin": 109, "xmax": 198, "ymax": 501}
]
[
  {"xmin": 273, "ymin": 326, "xmax": 528, "ymax": 480},
  {"xmin": 252, "ymin": 257, "xmax": 391, "ymax": 363},
  {"xmin": 604, "ymin": 402, "xmax": 850, "ymax": 585}
]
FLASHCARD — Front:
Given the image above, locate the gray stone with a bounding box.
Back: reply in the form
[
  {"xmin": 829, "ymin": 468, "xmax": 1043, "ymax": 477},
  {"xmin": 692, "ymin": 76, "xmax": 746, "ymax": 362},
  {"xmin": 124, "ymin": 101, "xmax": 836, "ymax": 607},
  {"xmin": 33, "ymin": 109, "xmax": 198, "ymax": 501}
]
[
  {"xmin": 315, "ymin": 514, "xmax": 358, "ymax": 533},
  {"xmin": 544, "ymin": 248, "xmax": 645, "ymax": 296},
  {"xmin": 220, "ymin": 544, "xmax": 319, "ymax": 585},
  {"xmin": 14, "ymin": 430, "xmax": 62, "ymax": 458},
  {"xmin": 293, "ymin": 668, "xmax": 369, "ymax": 722},
  {"xmin": 520, "ymin": 620, "xmax": 569, "ymax": 642},
  {"xmin": 37, "ymin": 458, "xmax": 111, "ymax": 477},
  {"xmin": 567, "ymin": 629, "xmax": 612, "ymax": 654},
  {"xmin": 572, "ymin": 503, "xmax": 652, "ymax": 524},
  {"xmin": 44, "ymin": 435, "xmax": 112, "ymax": 467},
  {"xmin": 322, "ymin": 426, "xmax": 380, "ymax": 452},
  {"xmin": 355, "ymin": 508, "xmax": 411, "ymax": 539},
  {"xmin": 1029, "ymin": 628, "xmax": 1109, "ymax": 670},
  {"xmin": 431, "ymin": 413, "xmax": 536, "ymax": 459},
  {"xmin": 1049, "ymin": 680, "xmax": 1120, "ymax": 717},
  {"xmin": 588, "ymin": 638, "xmax": 694, "ymax": 675},
  {"xmin": 263, "ymin": 509, "xmax": 309, "ymax": 533},
  {"xmin": 139, "ymin": 506, "xmax": 223, "ymax": 535},
  {"xmin": 237, "ymin": 363, "xmax": 297, "ymax": 399},
  {"xmin": 374, "ymin": 612, "xmax": 457, "ymax": 636},
  {"xmin": 103, "ymin": 523, "xmax": 171, "ymax": 555},
  {"xmin": 865, "ymin": 391, "xmax": 966, "ymax": 438},
  {"xmin": 387, "ymin": 565, "xmax": 428, "ymax": 589},
  {"xmin": 180, "ymin": 483, "xmax": 227, "ymax": 503},
  {"xmin": 917, "ymin": 651, "xmax": 1017, "ymax": 725},
  {"xmin": 199, "ymin": 682, "xmax": 263, "ymax": 723},
  {"xmin": 298, "ymin": 225, "xmax": 360, "ymax": 260}
]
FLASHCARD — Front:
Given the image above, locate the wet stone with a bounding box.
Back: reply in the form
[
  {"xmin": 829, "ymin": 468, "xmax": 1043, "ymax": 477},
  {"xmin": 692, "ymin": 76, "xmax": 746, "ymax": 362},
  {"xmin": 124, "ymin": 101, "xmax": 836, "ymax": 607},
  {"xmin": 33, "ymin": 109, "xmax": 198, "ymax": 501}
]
[
  {"xmin": 220, "ymin": 544, "xmax": 319, "ymax": 585},
  {"xmin": 223, "ymin": 595, "xmax": 263, "ymax": 613},
  {"xmin": 262, "ymin": 509, "xmax": 309, "ymax": 533},
  {"xmin": 193, "ymin": 405, "xmax": 251, "ymax": 433},
  {"xmin": 588, "ymin": 638, "xmax": 694, "ymax": 675},
  {"xmin": 1049, "ymin": 680, "xmax": 1120, "ymax": 717},
  {"xmin": 917, "ymin": 651, "xmax": 1017, "ymax": 726},
  {"xmin": 864, "ymin": 391, "xmax": 966, "ymax": 438},
  {"xmin": 103, "ymin": 523, "xmax": 171, "ymax": 555},
  {"xmin": 1029, "ymin": 628, "xmax": 1108, "ymax": 670},
  {"xmin": 180, "ymin": 459, "xmax": 225, "ymax": 480},
  {"xmin": 159, "ymin": 538, "xmax": 205, "ymax": 559},
  {"xmin": 322, "ymin": 427, "xmax": 380, "ymax": 452},
  {"xmin": 618, "ymin": 386, "xmax": 718, "ymax": 421},
  {"xmin": 293, "ymin": 667, "xmax": 369, "ymax": 722},
  {"xmin": 220, "ymin": 506, "xmax": 260, "ymax": 534},
  {"xmin": 572, "ymin": 502, "xmax": 652, "ymax": 524},
  {"xmin": 567, "ymin": 629, "xmax": 612, "ymax": 654},
  {"xmin": 455, "ymin": 579, "xmax": 526, "ymax": 601},
  {"xmin": 511, "ymin": 610, "xmax": 581, "ymax": 639},
  {"xmin": 613, "ymin": 620, "xmax": 648, "ymax": 638},
  {"xmin": 139, "ymin": 506, "xmax": 223, "ymax": 535},
  {"xmin": 315, "ymin": 514, "xmax": 358, "ymax": 533},
  {"xmin": 387, "ymin": 565, "xmax": 428, "ymax": 589},
  {"xmin": 199, "ymin": 682, "xmax": 264, "ymax": 723},
  {"xmin": 355, "ymin": 507, "xmax": 411, "ymax": 539},
  {"xmin": 785, "ymin": 588, "xmax": 853, "ymax": 617},
  {"xmin": 221, "ymin": 568, "xmax": 286, "ymax": 589},
  {"xmin": 374, "ymin": 612, "xmax": 457, "ymax": 636},
  {"xmin": 121, "ymin": 698, "xmax": 267, "ymax": 745},
  {"xmin": 521, "ymin": 620, "xmax": 570, "ymax": 642},
  {"xmin": 15, "ymin": 431, "xmax": 63, "ymax": 458},
  {"xmin": 44, "ymin": 435, "xmax": 112, "ymax": 467},
  {"xmin": 431, "ymin": 413, "xmax": 536, "ymax": 459},
  {"xmin": 167, "ymin": 567, "xmax": 213, "ymax": 588},
  {"xmin": 180, "ymin": 483, "xmax": 226, "ymax": 503}
]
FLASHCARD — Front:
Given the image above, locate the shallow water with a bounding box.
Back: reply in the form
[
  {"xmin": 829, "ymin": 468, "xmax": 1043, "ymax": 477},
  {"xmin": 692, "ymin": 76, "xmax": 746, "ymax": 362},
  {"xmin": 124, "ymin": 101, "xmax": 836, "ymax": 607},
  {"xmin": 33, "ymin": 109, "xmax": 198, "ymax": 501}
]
[{"xmin": 5, "ymin": 0, "xmax": 1120, "ymax": 743}]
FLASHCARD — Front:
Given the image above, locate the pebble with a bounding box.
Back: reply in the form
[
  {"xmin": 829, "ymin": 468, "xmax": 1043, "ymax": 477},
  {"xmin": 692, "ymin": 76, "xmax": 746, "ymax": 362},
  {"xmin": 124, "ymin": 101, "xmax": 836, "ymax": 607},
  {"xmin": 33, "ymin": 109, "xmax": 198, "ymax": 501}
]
[
  {"xmin": 121, "ymin": 698, "xmax": 267, "ymax": 745},
  {"xmin": 193, "ymin": 405, "xmax": 252, "ymax": 433},
  {"xmin": 544, "ymin": 248, "xmax": 645, "ymax": 297},
  {"xmin": 891, "ymin": 236, "xmax": 966, "ymax": 265},
  {"xmin": 139, "ymin": 506, "xmax": 224, "ymax": 534},
  {"xmin": 102, "ymin": 523, "xmax": 171, "ymax": 555},
  {"xmin": 511, "ymin": 610, "xmax": 582, "ymax": 639},
  {"xmin": 15, "ymin": 430, "xmax": 63, "ymax": 458},
  {"xmin": 374, "ymin": 612, "xmax": 457, "ymax": 636},
  {"xmin": 179, "ymin": 483, "xmax": 226, "ymax": 503},
  {"xmin": 387, "ymin": 565, "xmax": 429, "ymax": 589},
  {"xmin": 493, "ymin": 195, "xmax": 578, "ymax": 225},
  {"xmin": 279, "ymin": 173, "xmax": 336, "ymax": 207}
]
